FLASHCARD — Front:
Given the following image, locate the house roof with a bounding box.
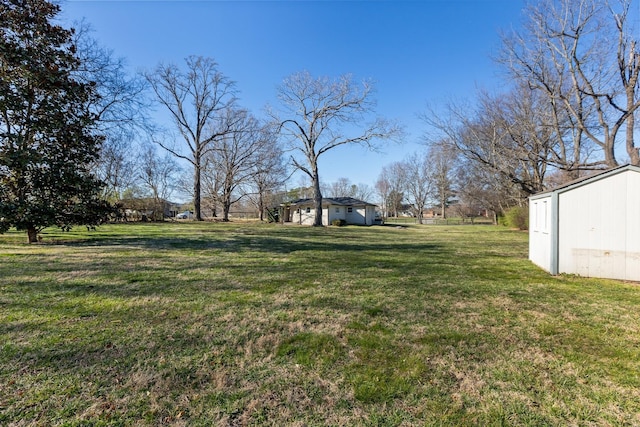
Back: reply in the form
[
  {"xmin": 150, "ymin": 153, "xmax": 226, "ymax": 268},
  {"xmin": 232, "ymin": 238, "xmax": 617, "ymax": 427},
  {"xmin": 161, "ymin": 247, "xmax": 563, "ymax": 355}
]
[
  {"xmin": 530, "ymin": 164, "xmax": 640, "ymax": 200},
  {"xmin": 286, "ymin": 197, "xmax": 377, "ymax": 207}
]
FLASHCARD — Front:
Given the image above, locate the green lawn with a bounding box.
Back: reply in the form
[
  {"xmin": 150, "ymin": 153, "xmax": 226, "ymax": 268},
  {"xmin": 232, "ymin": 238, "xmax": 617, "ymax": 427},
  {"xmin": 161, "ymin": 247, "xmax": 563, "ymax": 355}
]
[{"xmin": 1, "ymin": 222, "xmax": 639, "ymax": 426}]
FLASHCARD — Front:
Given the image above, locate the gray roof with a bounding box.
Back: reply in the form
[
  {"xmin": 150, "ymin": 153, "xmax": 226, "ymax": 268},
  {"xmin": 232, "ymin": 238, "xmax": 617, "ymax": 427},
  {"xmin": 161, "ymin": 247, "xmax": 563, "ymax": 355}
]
[
  {"xmin": 530, "ymin": 164, "xmax": 640, "ymax": 199},
  {"xmin": 287, "ymin": 197, "xmax": 377, "ymax": 207}
]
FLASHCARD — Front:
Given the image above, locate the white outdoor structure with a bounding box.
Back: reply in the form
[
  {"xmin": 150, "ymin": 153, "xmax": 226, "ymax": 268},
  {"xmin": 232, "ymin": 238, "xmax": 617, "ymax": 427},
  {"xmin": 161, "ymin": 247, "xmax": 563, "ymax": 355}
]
[
  {"xmin": 529, "ymin": 165, "xmax": 640, "ymax": 281},
  {"xmin": 286, "ymin": 197, "xmax": 377, "ymax": 226}
]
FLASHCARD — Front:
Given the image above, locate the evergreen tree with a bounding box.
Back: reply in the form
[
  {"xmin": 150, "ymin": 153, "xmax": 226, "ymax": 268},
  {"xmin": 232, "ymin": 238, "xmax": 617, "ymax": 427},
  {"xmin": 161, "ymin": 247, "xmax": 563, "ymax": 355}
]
[{"xmin": 0, "ymin": 0, "xmax": 112, "ymax": 242}]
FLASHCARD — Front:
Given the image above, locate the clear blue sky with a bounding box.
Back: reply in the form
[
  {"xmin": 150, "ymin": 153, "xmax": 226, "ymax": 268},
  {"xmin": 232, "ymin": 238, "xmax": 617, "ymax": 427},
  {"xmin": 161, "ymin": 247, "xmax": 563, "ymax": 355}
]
[{"xmin": 60, "ymin": 0, "xmax": 526, "ymax": 190}]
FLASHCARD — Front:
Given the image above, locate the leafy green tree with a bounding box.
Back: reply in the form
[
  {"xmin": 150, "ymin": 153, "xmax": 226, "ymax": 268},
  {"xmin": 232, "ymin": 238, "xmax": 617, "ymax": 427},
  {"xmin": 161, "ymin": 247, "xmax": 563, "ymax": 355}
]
[{"xmin": 0, "ymin": 0, "xmax": 112, "ymax": 242}]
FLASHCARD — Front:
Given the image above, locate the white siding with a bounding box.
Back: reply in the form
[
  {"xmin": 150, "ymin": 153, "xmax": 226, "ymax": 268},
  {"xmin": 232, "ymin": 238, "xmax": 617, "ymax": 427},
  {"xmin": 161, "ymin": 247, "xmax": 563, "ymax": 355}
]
[
  {"xmin": 291, "ymin": 207, "xmax": 316, "ymax": 225},
  {"xmin": 289, "ymin": 202, "xmax": 377, "ymax": 226},
  {"xmin": 346, "ymin": 207, "xmax": 366, "ymax": 225},
  {"xmin": 328, "ymin": 206, "xmax": 346, "ymax": 225},
  {"xmin": 366, "ymin": 205, "xmax": 376, "ymax": 225},
  {"xmin": 557, "ymin": 170, "xmax": 638, "ymax": 281},
  {"xmin": 626, "ymin": 172, "xmax": 640, "ymax": 281}
]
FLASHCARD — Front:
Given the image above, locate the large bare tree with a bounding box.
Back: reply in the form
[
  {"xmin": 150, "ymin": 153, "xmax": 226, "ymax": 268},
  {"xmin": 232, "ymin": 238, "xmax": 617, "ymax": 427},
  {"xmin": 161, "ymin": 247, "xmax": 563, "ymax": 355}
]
[
  {"xmin": 377, "ymin": 162, "xmax": 406, "ymax": 218},
  {"xmin": 248, "ymin": 132, "xmax": 287, "ymax": 221},
  {"xmin": 401, "ymin": 152, "xmax": 433, "ymax": 223},
  {"xmin": 272, "ymin": 71, "xmax": 401, "ymax": 226},
  {"xmin": 423, "ymin": 85, "xmax": 552, "ymax": 199},
  {"xmin": 72, "ymin": 21, "xmax": 150, "ymax": 201},
  {"xmin": 206, "ymin": 109, "xmax": 278, "ymax": 221},
  {"xmin": 500, "ymin": 0, "xmax": 640, "ymax": 168},
  {"xmin": 427, "ymin": 143, "xmax": 458, "ymax": 218},
  {"xmin": 145, "ymin": 56, "xmax": 237, "ymax": 220},
  {"xmin": 138, "ymin": 142, "xmax": 180, "ymax": 219}
]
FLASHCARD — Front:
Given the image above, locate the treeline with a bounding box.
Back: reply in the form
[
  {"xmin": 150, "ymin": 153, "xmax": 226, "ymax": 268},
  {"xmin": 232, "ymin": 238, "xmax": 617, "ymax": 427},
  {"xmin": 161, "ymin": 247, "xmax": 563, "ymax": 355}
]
[
  {"xmin": 379, "ymin": 0, "xmax": 639, "ymax": 224},
  {"xmin": 1, "ymin": 0, "xmax": 637, "ymax": 241}
]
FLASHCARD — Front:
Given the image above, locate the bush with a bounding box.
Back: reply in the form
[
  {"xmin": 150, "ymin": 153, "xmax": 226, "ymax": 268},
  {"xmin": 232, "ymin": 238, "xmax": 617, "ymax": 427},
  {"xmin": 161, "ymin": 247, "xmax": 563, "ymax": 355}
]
[
  {"xmin": 501, "ymin": 206, "xmax": 528, "ymax": 230},
  {"xmin": 331, "ymin": 219, "xmax": 347, "ymax": 226}
]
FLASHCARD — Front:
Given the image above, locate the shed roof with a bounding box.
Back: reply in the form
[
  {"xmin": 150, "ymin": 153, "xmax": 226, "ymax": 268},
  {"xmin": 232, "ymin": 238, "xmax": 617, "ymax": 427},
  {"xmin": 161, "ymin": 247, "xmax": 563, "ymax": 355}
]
[{"xmin": 530, "ymin": 164, "xmax": 640, "ymax": 200}]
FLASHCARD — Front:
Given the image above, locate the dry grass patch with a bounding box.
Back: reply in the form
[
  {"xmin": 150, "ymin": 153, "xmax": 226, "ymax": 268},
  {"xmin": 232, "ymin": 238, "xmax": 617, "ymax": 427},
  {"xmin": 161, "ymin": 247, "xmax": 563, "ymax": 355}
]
[{"xmin": 1, "ymin": 222, "xmax": 640, "ymax": 425}]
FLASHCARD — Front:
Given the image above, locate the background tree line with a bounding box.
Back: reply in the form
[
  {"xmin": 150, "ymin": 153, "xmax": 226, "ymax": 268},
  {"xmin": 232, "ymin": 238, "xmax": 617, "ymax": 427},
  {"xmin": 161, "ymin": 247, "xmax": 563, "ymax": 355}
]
[
  {"xmin": 414, "ymin": 0, "xmax": 639, "ymax": 224},
  {"xmin": 1, "ymin": 0, "xmax": 637, "ymax": 241}
]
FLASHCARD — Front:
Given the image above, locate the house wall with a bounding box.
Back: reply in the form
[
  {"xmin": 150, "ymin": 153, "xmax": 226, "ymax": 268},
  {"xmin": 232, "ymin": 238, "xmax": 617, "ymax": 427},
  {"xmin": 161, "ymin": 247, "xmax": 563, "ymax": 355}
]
[
  {"xmin": 529, "ymin": 194, "xmax": 553, "ymax": 272},
  {"xmin": 328, "ymin": 205, "xmax": 346, "ymax": 225},
  {"xmin": 290, "ymin": 203, "xmax": 377, "ymax": 226},
  {"xmin": 346, "ymin": 206, "xmax": 365, "ymax": 225},
  {"xmin": 291, "ymin": 207, "xmax": 316, "ymax": 225},
  {"xmin": 557, "ymin": 170, "xmax": 640, "ymax": 281}
]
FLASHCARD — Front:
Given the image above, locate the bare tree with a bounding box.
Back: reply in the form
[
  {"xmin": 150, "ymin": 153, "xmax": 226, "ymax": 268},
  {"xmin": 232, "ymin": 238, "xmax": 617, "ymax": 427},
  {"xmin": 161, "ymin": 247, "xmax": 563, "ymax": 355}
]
[
  {"xmin": 97, "ymin": 135, "xmax": 138, "ymax": 201},
  {"xmin": 428, "ymin": 143, "xmax": 458, "ymax": 218},
  {"xmin": 402, "ymin": 152, "xmax": 433, "ymax": 223},
  {"xmin": 247, "ymin": 127, "xmax": 287, "ymax": 221},
  {"xmin": 423, "ymin": 88, "xmax": 548, "ymax": 200},
  {"xmin": 138, "ymin": 142, "xmax": 180, "ymax": 220},
  {"xmin": 327, "ymin": 177, "xmax": 353, "ymax": 198},
  {"xmin": 352, "ymin": 183, "xmax": 374, "ymax": 201},
  {"xmin": 206, "ymin": 109, "xmax": 277, "ymax": 221},
  {"xmin": 272, "ymin": 71, "xmax": 401, "ymax": 226},
  {"xmin": 72, "ymin": 20, "xmax": 150, "ymax": 200},
  {"xmin": 375, "ymin": 175, "xmax": 391, "ymax": 219},
  {"xmin": 500, "ymin": 0, "xmax": 640, "ymax": 168},
  {"xmin": 377, "ymin": 162, "xmax": 406, "ymax": 218},
  {"xmin": 145, "ymin": 56, "xmax": 237, "ymax": 220},
  {"xmin": 455, "ymin": 158, "xmax": 521, "ymax": 224},
  {"xmin": 200, "ymin": 157, "xmax": 223, "ymax": 218},
  {"xmin": 326, "ymin": 177, "xmax": 375, "ymax": 201}
]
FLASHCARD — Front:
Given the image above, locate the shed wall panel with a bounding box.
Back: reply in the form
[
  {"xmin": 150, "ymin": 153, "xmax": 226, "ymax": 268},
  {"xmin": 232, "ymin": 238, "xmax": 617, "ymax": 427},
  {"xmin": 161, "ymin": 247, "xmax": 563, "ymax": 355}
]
[
  {"xmin": 626, "ymin": 172, "xmax": 640, "ymax": 281},
  {"xmin": 558, "ymin": 172, "xmax": 629, "ymax": 280}
]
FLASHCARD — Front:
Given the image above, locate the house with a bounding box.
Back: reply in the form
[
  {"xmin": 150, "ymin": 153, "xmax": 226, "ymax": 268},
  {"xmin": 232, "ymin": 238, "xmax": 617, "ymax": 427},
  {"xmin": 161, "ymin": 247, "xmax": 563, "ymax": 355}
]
[
  {"xmin": 529, "ymin": 165, "xmax": 640, "ymax": 281},
  {"xmin": 118, "ymin": 197, "xmax": 180, "ymax": 221},
  {"xmin": 283, "ymin": 197, "xmax": 378, "ymax": 226}
]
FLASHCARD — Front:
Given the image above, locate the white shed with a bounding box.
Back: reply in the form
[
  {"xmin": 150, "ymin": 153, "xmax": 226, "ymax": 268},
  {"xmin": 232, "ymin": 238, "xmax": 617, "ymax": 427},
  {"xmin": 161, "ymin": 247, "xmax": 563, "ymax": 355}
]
[{"xmin": 529, "ymin": 165, "xmax": 640, "ymax": 281}]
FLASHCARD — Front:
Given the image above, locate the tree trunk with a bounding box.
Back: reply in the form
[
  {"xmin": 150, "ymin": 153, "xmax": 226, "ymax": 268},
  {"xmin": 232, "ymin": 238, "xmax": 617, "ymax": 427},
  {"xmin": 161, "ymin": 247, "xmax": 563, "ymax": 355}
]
[
  {"xmin": 27, "ymin": 227, "xmax": 38, "ymax": 243},
  {"xmin": 222, "ymin": 198, "xmax": 231, "ymax": 222},
  {"xmin": 312, "ymin": 169, "xmax": 323, "ymax": 226},
  {"xmin": 604, "ymin": 135, "xmax": 619, "ymax": 169},
  {"xmin": 194, "ymin": 163, "xmax": 202, "ymax": 221},
  {"xmin": 258, "ymin": 192, "xmax": 264, "ymax": 222},
  {"xmin": 627, "ymin": 92, "xmax": 639, "ymax": 166}
]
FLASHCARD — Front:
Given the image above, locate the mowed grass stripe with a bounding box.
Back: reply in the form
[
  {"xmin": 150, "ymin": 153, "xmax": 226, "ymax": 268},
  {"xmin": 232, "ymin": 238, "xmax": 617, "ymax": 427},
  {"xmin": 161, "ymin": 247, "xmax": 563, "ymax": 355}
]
[{"xmin": 1, "ymin": 222, "xmax": 639, "ymax": 425}]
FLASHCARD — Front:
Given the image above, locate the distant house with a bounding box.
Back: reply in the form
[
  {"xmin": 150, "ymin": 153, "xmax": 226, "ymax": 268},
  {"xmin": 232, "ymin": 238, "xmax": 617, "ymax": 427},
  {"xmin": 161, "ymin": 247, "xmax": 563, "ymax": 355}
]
[
  {"xmin": 118, "ymin": 198, "xmax": 180, "ymax": 221},
  {"xmin": 283, "ymin": 197, "xmax": 378, "ymax": 226},
  {"xmin": 529, "ymin": 165, "xmax": 640, "ymax": 281}
]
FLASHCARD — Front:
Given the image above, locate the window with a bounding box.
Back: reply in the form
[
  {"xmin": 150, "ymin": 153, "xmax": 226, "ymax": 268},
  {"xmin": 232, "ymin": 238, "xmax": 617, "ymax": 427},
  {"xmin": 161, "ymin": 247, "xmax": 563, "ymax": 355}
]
[
  {"xmin": 347, "ymin": 207, "xmax": 353, "ymax": 213},
  {"xmin": 335, "ymin": 207, "xmax": 340, "ymax": 213},
  {"xmin": 305, "ymin": 207, "xmax": 311, "ymax": 213}
]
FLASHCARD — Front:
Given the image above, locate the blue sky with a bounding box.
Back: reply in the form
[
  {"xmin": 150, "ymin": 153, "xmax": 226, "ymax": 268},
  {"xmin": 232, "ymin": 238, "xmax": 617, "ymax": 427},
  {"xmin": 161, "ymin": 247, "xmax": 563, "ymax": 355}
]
[{"xmin": 60, "ymin": 0, "xmax": 526, "ymax": 190}]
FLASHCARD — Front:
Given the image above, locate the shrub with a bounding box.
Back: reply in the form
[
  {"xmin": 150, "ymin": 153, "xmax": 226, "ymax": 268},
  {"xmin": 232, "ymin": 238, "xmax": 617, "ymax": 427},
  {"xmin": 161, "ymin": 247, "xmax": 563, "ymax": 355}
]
[
  {"xmin": 501, "ymin": 206, "xmax": 528, "ymax": 230},
  {"xmin": 331, "ymin": 219, "xmax": 347, "ymax": 226}
]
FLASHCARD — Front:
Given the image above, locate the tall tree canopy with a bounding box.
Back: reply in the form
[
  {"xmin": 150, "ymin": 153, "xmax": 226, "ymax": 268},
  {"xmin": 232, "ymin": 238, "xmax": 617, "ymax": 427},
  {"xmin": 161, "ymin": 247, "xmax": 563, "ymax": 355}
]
[
  {"xmin": 145, "ymin": 56, "xmax": 238, "ymax": 221},
  {"xmin": 0, "ymin": 0, "xmax": 111, "ymax": 242}
]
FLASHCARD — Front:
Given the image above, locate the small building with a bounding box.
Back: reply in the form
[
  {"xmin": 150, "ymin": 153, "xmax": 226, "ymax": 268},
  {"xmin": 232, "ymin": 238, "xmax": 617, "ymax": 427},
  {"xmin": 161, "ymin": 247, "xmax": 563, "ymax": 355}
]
[
  {"xmin": 529, "ymin": 165, "xmax": 640, "ymax": 281},
  {"xmin": 284, "ymin": 197, "xmax": 378, "ymax": 226}
]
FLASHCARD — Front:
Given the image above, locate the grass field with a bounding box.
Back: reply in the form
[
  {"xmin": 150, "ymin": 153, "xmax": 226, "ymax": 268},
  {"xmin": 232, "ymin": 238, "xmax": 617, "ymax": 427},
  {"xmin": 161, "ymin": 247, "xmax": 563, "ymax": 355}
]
[{"xmin": 1, "ymin": 222, "xmax": 639, "ymax": 426}]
